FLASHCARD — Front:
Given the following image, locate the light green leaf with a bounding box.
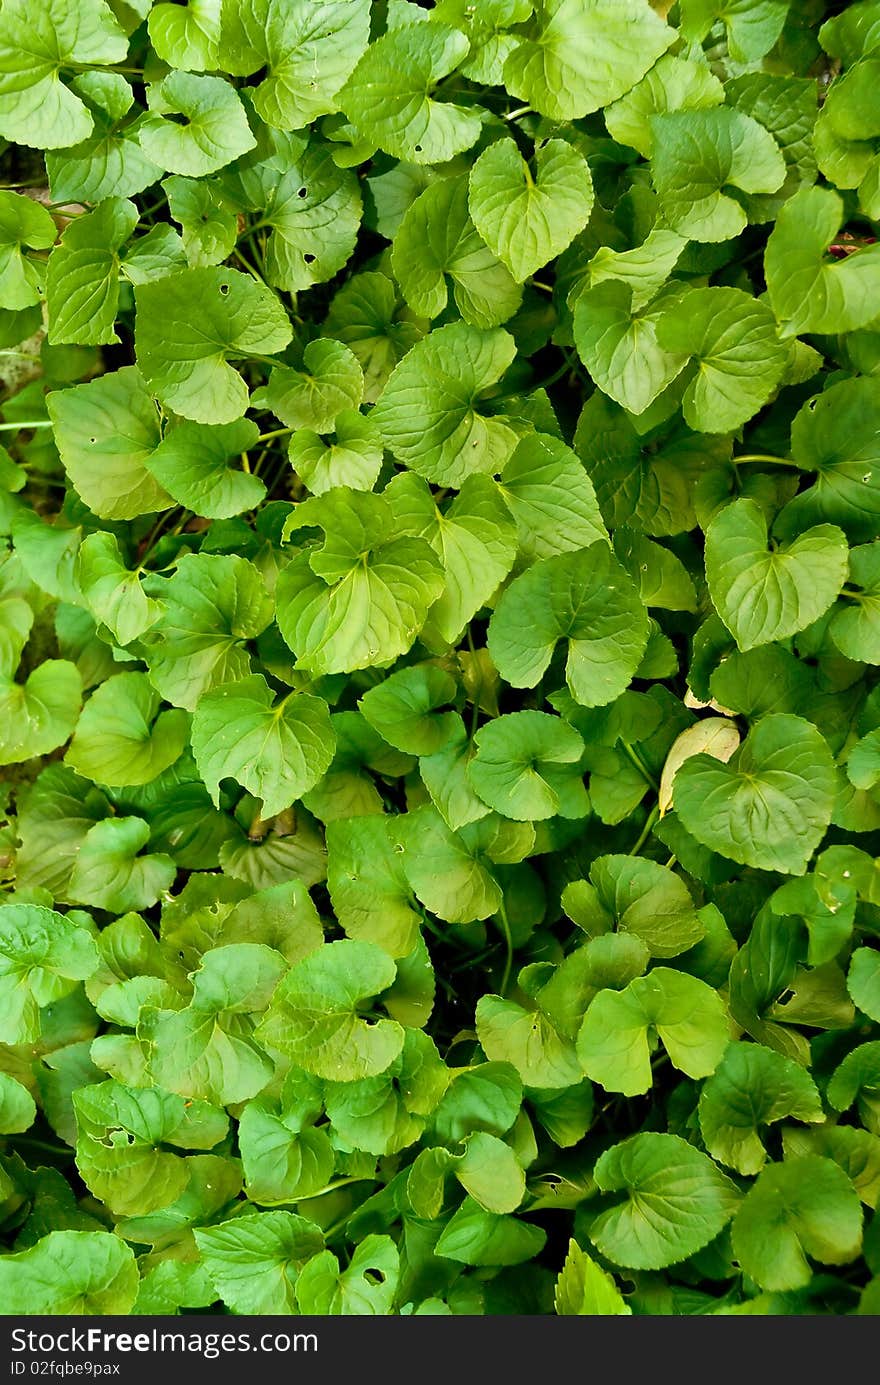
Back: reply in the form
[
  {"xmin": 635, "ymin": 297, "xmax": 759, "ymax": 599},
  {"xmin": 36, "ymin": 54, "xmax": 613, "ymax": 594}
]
[
  {"xmin": 195, "ymin": 1211, "xmax": 324, "ymax": 1315},
  {"xmin": 779, "ymin": 378, "xmax": 880, "ymax": 544},
  {"xmin": 360, "ymin": 664, "xmax": 458, "ymax": 757},
  {"xmin": 289, "ymin": 410, "xmax": 384, "ymax": 496},
  {"xmin": 135, "ymin": 266, "xmax": 292, "ymax": 423},
  {"xmin": 277, "ymin": 489, "xmax": 443, "ymax": 675},
  {"xmin": 46, "ymin": 199, "xmax": 138, "ymax": 346},
  {"xmin": 0, "ymin": 903, "xmax": 98, "ymax": 1045},
  {"xmin": 589, "ymin": 1133, "xmax": 740, "ymax": 1269},
  {"xmin": 257, "ymin": 939, "xmax": 405, "ymax": 1081},
  {"xmin": 0, "ymin": 1231, "xmax": 138, "ymax": 1314},
  {"xmin": 324, "ymin": 269, "xmax": 425, "ymax": 403},
  {"xmin": 339, "ymin": 23, "xmax": 482, "ymax": 164},
  {"xmin": 138, "ymin": 71, "xmax": 255, "ymax": 176},
  {"xmin": 468, "ymin": 136, "xmax": 594, "ymax": 283},
  {"xmin": 392, "ymin": 173, "xmax": 522, "ymax": 328},
  {"xmin": 373, "ymin": 322, "xmax": 518, "ymax": 487},
  {"xmin": 0, "ymin": 192, "xmax": 56, "ymax": 310},
  {"xmin": 258, "ymin": 339, "xmax": 363, "ymax": 432},
  {"xmin": 149, "ymin": 0, "xmax": 222, "ymax": 71},
  {"xmin": 680, "ymin": 0, "xmax": 790, "ymax": 60},
  {"xmin": 164, "ymin": 174, "xmax": 238, "ymax": 267},
  {"xmin": 604, "ymin": 53, "xmax": 723, "ymax": 158},
  {"xmin": 502, "ymin": 0, "xmax": 674, "ymax": 121},
  {"xmin": 651, "ymin": 107, "xmax": 785, "ymax": 241},
  {"xmin": 240, "ymin": 1091, "xmax": 334, "ymax": 1206},
  {"xmin": 577, "ymin": 967, "xmax": 729, "ymax": 1096},
  {"xmin": 44, "ymin": 74, "xmax": 163, "ymax": 203},
  {"xmin": 435, "ymin": 1196, "xmax": 546, "ymax": 1266},
  {"xmin": 386, "ymin": 472, "xmax": 518, "ymax": 648},
  {"xmin": 573, "ymin": 854, "xmax": 704, "ymax": 959},
  {"xmin": 487, "ymin": 545, "xmax": 649, "ymax": 708},
  {"xmin": 0, "ymin": 1071, "xmax": 36, "ymax": 1134},
  {"xmin": 66, "ymin": 672, "xmax": 189, "ymax": 788},
  {"xmin": 831, "ymin": 543, "xmax": 880, "ymax": 665},
  {"xmin": 0, "ymin": 658, "xmax": 81, "ymax": 766},
  {"xmin": 656, "ymin": 288, "xmax": 788, "ymax": 434},
  {"xmin": 705, "ymin": 498, "xmax": 848, "ymax": 650},
  {"xmin": 574, "ymin": 281, "xmax": 688, "ymax": 417},
  {"xmin": 732, "ymin": 1157, "xmax": 863, "ymax": 1291},
  {"xmin": 146, "ymin": 418, "xmax": 266, "ymax": 519},
  {"xmin": 475, "ymin": 992, "xmax": 582, "ymax": 1089},
  {"xmin": 69, "ymin": 817, "xmax": 176, "ymax": 913},
  {"xmin": 73, "ymin": 1080, "xmax": 190, "ymax": 1217},
  {"xmin": 555, "ymin": 1240, "xmax": 632, "ymax": 1315},
  {"xmin": 76, "ymin": 532, "xmax": 160, "ymax": 647},
  {"xmin": 765, "ymin": 185, "xmax": 880, "ymax": 337},
  {"xmin": 220, "ymin": 0, "xmax": 371, "ymax": 130},
  {"xmin": 674, "ymin": 713, "xmax": 838, "ymax": 875},
  {"xmin": 48, "ymin": 367, "xmax": 171, "ymax": 522},
  {"xmin": 393, "ymin": 805, "xmax": 507, "ymax": 926},
  {"xmin": 849, "ymin": 948, "xmax": 880, "ymax": 1022},
  {"xmin": 699, "ymin": 1043, "xmax": 824, "ymax": 1175},
  {"xmin": 141, "ymin": 552, "xmax": 273, "ymax": 710},
  {"xmin": 469, "ymin": 710, "xmax": 587, "ymax": 821},
  {"xmin": 0, "ymin": 0, "xmax": 128, "ymax": 150},
  {"xmin": 192, "ymin": 674, "xmax": 335, "ymax": 817},
  {"xmin": 296, "ymin": 1235, "xmax": 399, "ymax": 1314},
  {"xmin": 326, "ymin": 815, "xmax": 421, "ymax": 959},
  {"xmin": 497, "ymin": 432, "xmax": 607, "ymax": 563}
]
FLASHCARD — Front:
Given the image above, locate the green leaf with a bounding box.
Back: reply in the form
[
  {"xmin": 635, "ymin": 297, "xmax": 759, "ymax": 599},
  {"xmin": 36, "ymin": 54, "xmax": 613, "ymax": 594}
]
[
  {"xmin": 487, "ymin": 545, "xmax": 649, "ymax": 708},
  {"xmin": 779, "ymin": 377, "xmax": 880, "ymax": 544},
  {"xmin": 164, "ymin": 174, "xmax": 238, "ymax": 267},
  {"xmin": 589, "ymin": 1133, "xmax": 740, "ymax": 1269},
  {"xmin": 732, "ymin": 1157, "xmax": 863, "ymax": 1291},
  {"xmin": 435, "ymin": 1196, "xmax": 546, "ymax": 1266},
  {"xmin": 276, "ymin": 489, "xmax": 443, "ymax": 675},
  {"xmin": 48, "ymin": 367, "xmax": 172, "ymax": 522},
  {"xmin": 574, "ymin": 281, "xmax": 688, "ymax": 417},
  {"xmin": 257, "ymin": 939, "xmax": 405, "ymax": 1081},
  {"xmin": 386, "ymin": 472, "xmax": 518, "ymax": 647},
  {"xmin": 135, "ymin": 266, "xmax": 292, "ymax": 423},
  {"xmin": 655, "ymin": 288, "xmax": 788, "ymax": 434},
  {"xmin": 149, "ymin": 0, "xmax": 222, "ymax": 71},
  {"xmin": 145, "ymin": 418, "xmax": 266, "ymax": 520},
  {"xmin": 324, "ymin": 269, "xmax": 425, "ymax": 403},
  {"xmin": 765, "ymin": 185, "xmax": 880, "ymax": 337},
  {"xmin": 573, "ymin": 854, "xmax": 705, "ymax": 958},
  {"xmin": 0, "ymin": 659, "xmax": 82, "ymax": 766},
  {"xmin": 555, "ymin": 1240, "xmax": 631, "ymax": 1315},
  {"xmin": 150, "ymin": 944, "xmax": 285, "ymax": 1104},
  {"xmin": 0, "ymin": 192, "xmax": 56, "ymax": 310},
  {"xmin": 604, "ymin": 53, "xmax": 723, "ymax": 159},
  {"xmin": 468, "ymin": 136, "xmax": 594, "ymax": 283},
  {"xmin": 288, "ymin": 410, "xmax": 384, "ymax": 496},
  {"xmin": 140, "ymin": 552, "xmax": 273, "ymax": 710},
  {"xmin": 469, "ymin": 710, "xmax": 587, "ymax": 821},
  {"xmin": 497, "ymin": 432, "xmax": 607, "ymax": 563},
  {"xmin": 220, "ymin": 0, "xmax": 370, "ymax": 130},
  {"xmin": 139, "ymin": 72, "xmax": 255, "ymax": 176},
  {"xmin": 326, "ymin": 815, "xmax": 421, "ymax": 959},
  {"xmin": 192, "ymin": 674, "xmax": 335, "ymax": 817},
  {"xmin": 195, "ymin": 1211, "xmax": 324, "ymax": 1314},
  {"xmin": 705, "ymin": 499, "xmax": 848, "ymax": 650},
  {"xmin": 832, "ymin": 543, "xmax": 880, "ymax": 665},
  {"xmin": 240, "ymin": 1091, "xmax": 334, "ymax": 1206},
  {"xmin": 76, "ymin": 532, "xmax": 160, "ymax": 647},
  {"xmin": 0, "ymin": 0, "xmax": 128, "ymax": 150},
  {"xmin": 73, "ymin": 1080, "xmax": 191, "ymax": 1217},
  {"xmin": 372, "ymin": 322, "xmax": 518, "ymax": 487},
  {"xmin": 392, "ymin": 174, "xmax": 522, "ymax": 328},
  {"xmin": 393, "ymin": 805, "xmax": 506, "ymax": 926},
  {"xmin": 44, "ymin": 74, "xmax": 163, "ymax": 203},
  {"xmin": 296, "ymin": 1235, "xmax": 399, "ymax": 1314},
  {"xmin": 651, "ymin": 107, "xmax": 784, "ymax": 241},
  {"xmin": 66, "ymin": 671, "xmax": 189, "ymax": 787},
  {"xmin": 673, "ymin": 713, "xmax": 838, "ymax": 875},
  {"xmin": 69, "ymin": 816, "xmax": 176, "ymax": 912},
  {"xmin": 577, "ymin": 967, "xmax": 730, "ymax": 1096},
  {"xmin": 476, "ymin": 993, "xmax": 582, "ymax": 1089},
  {"xmin": 258, "ymin": 339, "xmax": 363, "ymax": 432},
  {"xmin": 849, "ymin": 948, "xmax": 880, "ymax": 1022},
  {"xmin": 360, "ymin": 663, "xmax": 458, "ymax": 757},
  {"xmin": 0, "ymin": 1231, "xmax": 138, "ymax": 1314},
  {"xmin": 339, "ymin": 23, "xmax": 482, "ymax": 164},
  {"xmin": 0, "ymin": 903, "xmax": 98, "ymax": 1045},
  {"xmin": 46, "ymin": 199, "xmax": 138, "ymax": 346},
  {"xmin": 502, "ymin": 0, "xmax": 674, "ymax": 121},
  {"xmin": 698, "ymin": 1043, "xmax": 823, "ymax": 1175},
  {"xmin": 679, "ymin": 0, "xmax": 790, "ymax": 61}
]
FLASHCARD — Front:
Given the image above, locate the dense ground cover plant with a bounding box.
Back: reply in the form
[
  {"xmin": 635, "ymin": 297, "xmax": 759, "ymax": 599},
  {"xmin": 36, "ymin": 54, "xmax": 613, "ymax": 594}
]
[{"xmin": 0, "ymin": 0, "xmax": 878, "ymax": 1317}]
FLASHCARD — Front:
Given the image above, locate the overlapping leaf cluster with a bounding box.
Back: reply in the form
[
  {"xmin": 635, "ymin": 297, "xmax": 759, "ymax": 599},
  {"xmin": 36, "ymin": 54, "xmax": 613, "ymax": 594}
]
[{"xmin": 0, "ymin": 0, "xmax": 879, "ymax": 1318}]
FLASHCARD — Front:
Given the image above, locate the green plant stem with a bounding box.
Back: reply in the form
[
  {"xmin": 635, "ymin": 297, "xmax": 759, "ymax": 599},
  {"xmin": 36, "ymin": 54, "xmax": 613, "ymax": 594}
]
[
  {"xmin": 629, "ymin": 804, "xmax": 659, "ymax": 856},
  {"xmin": 496, "ymin": 898, "xmax": 515, "ymax": 997},
  {"xmin": 0, "ymin": 420, "xmax": 52, "ymax": 431},
  {"xmin": 621, "ymin": 741, "xmax": 659, "ymax": 791},
  {"xmin": 733, "ymin": 453, "xmax": 802, "ymax": 468},
  {"xmin": 257, "ymin": 427, "xmax": 293, "ymax": 444}
]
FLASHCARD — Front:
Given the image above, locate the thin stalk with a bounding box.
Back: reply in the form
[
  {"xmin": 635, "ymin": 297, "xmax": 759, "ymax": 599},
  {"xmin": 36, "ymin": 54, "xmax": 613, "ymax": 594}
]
[
  {"xmin": 257, "ymin": 427, "xmax": 293, "ymax": 444},
  {"xmin": 0, "ymin": 420, "xmax": 52, "ymax": 431},
  {"xmin": 496, "ymin": 898, "xmax": 515, "ymax": 998},
  {"xmin": 629, "ymin": 804, "xmax": 659, "ymax": 856},
  {"xmin": 621, "ymin": 741, "xmax": 659, "ymax": 792},
  {"xmin": 733, "ymin": 453, "xmax": 802, "ymax": 468}
]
